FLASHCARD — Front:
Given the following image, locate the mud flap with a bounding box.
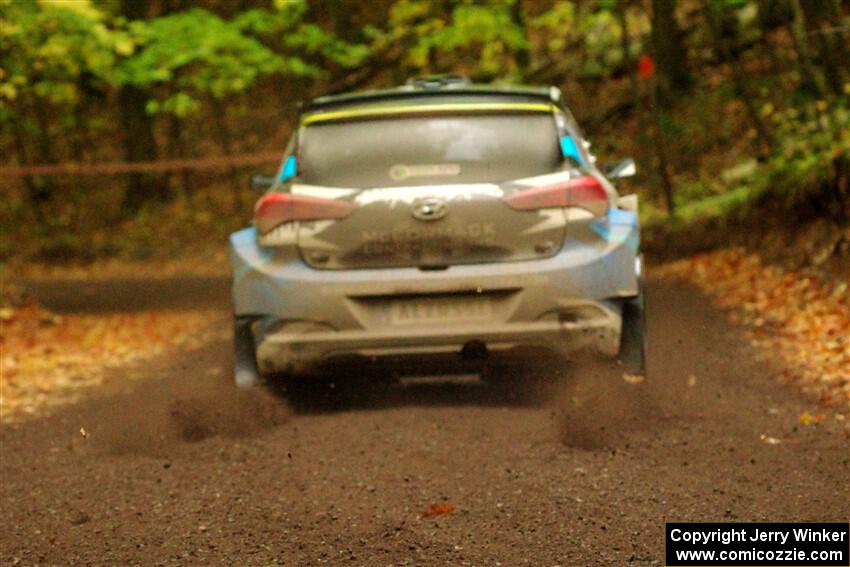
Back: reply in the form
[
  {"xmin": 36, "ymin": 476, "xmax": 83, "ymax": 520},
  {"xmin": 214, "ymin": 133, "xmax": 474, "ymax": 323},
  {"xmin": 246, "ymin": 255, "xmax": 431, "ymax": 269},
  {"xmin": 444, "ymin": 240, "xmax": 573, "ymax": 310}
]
[
  {"xmin": 618, "ymin": 290, "xmax": 646, "ymax": 377},
  {"xmin": 234, "ymin": 315, "xmax": 261, "ymax": 388}
]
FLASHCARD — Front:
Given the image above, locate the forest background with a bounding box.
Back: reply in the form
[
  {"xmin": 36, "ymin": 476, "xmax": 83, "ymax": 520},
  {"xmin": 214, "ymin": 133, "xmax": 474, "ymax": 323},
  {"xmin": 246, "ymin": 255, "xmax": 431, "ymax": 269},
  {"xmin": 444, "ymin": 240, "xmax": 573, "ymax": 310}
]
[{"xmin": 1, "ymin": 0, "xmax": 848, "ymax": 267}]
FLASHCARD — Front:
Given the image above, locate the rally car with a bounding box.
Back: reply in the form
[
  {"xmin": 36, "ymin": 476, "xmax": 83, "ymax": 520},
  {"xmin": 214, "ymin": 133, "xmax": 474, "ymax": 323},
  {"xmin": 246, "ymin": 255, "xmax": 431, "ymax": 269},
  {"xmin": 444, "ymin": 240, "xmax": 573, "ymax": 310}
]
[{"xmin": 232, "ymin": 76, "xmax": 645, "ymax": 387}]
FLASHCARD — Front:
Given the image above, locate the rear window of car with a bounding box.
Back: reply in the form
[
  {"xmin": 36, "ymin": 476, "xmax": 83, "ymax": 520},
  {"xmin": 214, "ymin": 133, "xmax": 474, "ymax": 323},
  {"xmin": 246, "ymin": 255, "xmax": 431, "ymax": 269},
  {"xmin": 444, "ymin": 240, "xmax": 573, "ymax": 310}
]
[{"xmin": 298, "ymin": 112, "xmax": 562, "ymax": 188}]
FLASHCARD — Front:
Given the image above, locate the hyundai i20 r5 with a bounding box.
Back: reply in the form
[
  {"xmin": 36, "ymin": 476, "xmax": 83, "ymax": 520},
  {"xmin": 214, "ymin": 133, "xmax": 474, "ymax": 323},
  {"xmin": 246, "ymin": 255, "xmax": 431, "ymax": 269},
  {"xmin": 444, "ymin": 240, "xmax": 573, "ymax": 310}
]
[{"xmin": 231, "ymin": 77, "xmax": 645, "ymax": 387}]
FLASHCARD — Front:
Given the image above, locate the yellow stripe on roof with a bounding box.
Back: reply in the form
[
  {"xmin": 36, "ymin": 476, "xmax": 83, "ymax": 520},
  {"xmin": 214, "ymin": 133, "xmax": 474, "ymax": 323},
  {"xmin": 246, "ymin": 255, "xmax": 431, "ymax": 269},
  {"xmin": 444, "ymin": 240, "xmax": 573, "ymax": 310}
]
[{"xmin": 301, "ymin": 102, "xmax": 556, "ymax": 126}]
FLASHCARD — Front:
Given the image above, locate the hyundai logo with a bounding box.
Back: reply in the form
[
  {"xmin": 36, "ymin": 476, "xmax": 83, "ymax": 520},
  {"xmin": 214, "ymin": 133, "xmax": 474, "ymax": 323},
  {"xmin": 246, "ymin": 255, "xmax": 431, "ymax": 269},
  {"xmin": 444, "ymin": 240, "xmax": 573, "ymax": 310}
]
[{"xmin": 411, "ymin": 197, "xmax": 448, "ymax": 222}]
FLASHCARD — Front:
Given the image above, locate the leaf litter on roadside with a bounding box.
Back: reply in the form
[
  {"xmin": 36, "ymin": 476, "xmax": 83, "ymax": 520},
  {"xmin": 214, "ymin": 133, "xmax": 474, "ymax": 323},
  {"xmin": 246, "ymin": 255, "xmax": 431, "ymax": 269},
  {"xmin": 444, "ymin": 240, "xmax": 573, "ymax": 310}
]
[
  {"xmin": 1, "ymin": 284, "xmax": 223, "ymax": 423},
  {"xmin": 656, "ymin": 248, "xmax": 849, "ymax": 411}
]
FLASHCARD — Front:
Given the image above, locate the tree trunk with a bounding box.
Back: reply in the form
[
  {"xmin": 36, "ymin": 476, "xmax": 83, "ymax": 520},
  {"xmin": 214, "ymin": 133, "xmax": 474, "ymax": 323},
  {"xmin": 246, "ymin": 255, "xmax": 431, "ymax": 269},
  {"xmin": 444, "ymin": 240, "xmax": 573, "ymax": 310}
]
[
  {"xmin": 617, "ymin": 3, "xmax": 639, "ymax": 109},
  {"xmin": 119, "ymin": 85, "xmax": 162, "ymax": 212},
  {"xmin": 210, "ymin": 97, "xmax": 242, "ymax": 211},
  {"xmin": 510, "ymin": 0, "xmax": 530, "ymax": 81},
  {"xmin": 651, "ymin": 90, "xmax": 676, "ymax": 217},
  {"xmin": 650, "ymin": 0, "xmax": 690, "ymax": 105},
  {"xmin": 31, "ymin": 98, "xmax": 56, "ymax": 218},
  {"xmin": 618, "ymin": 1, "xmax": 652, "ymax": 195},
  {"xmin": 814, "ymin": 32, "xmax": 844, "ymax": 95},
  {"xmin": 788, "ymin": 0, "xmax": 828, "ymax": 97},
  {"xmin": 807, "ymin": 0, "xmax": 848, "ymax": 96},
  {"xmin": 704, "ymin": 3, "xmax": 774, "ymax": 153},
  {"xmin": 118, "ymin": 0, "xmax": 162, "ymax": 213},
  {"xmin": 167, "ymin": 115, "xmax": 195, "ymax": 200},
  {"xmin": 12, "ymin": 107, "xmax": 47, "ymax": 223}
]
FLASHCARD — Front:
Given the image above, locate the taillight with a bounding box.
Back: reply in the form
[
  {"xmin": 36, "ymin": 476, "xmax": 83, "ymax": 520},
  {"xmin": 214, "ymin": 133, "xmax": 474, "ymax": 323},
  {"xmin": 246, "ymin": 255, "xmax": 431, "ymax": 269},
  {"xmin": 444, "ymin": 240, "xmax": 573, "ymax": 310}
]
[
  {"xmin": 254, "ymin": 193, "xmax": 356, "ymax": 234},
  {"xmin": 502, "ymin": 176, "xmax": 609, "ymax": 216}
]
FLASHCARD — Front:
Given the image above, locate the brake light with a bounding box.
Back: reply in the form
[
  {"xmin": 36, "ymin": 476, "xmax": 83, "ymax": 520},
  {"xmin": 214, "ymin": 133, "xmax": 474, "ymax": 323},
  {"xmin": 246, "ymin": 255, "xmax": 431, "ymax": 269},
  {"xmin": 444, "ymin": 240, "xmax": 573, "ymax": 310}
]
[
  {"xmin": 254, "ymin": 193, "xmax": 356, "ymax": 234},
  {"xmin": 502, "ymin": 176, "xmax": 609, "ymax": 216}
]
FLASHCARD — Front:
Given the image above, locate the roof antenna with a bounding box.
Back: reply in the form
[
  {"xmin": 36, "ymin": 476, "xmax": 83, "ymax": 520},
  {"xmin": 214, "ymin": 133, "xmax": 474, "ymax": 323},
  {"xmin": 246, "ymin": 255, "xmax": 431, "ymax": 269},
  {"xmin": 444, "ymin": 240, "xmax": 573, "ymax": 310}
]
[{"xmin": 406, "ymin": 75, "xmax": 472, "ymax": 90}]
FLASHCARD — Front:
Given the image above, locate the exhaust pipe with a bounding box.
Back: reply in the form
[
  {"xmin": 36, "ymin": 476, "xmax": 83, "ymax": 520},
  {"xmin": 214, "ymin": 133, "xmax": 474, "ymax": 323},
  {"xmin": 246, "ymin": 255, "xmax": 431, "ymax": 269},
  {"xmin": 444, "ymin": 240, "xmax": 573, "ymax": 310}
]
[{"xmin": 461, "ymin": 340, "xmax": 489, "ymax": 361}]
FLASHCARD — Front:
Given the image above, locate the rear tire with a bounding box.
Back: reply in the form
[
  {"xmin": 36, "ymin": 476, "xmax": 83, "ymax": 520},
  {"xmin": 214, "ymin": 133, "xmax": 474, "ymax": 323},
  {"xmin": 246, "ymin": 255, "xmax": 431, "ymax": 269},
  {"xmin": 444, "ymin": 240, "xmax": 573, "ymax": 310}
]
[
  {"xmin": 234, "ymin": 315, "xmax": 262, "ymax": 388},
  {"xmin": 618, "ymin": 288, "xmax": 646, "ymax": 376}
]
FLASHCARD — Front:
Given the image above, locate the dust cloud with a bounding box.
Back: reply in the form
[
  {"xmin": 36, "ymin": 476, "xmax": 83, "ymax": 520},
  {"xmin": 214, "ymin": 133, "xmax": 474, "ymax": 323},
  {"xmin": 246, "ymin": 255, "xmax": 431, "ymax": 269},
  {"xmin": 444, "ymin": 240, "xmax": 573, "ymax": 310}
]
[
  {"xmin": 551, "ymin": 356, "xmax": 660, "ymax": 450},
  {"xmin": 79, "ymin": 343, "xmax": 291, "ymax": 457}
]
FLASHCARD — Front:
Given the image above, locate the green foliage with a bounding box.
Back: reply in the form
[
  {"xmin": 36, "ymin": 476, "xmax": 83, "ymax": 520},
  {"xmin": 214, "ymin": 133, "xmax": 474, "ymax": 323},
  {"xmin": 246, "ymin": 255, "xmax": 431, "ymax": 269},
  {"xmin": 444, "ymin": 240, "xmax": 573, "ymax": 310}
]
[
  {"xmin": 0, "ymin": 0, "xmax": 131, "ymax": 122},
  {"xmin": 645, "ymin": 96, "xmax": 850, "ymax": 229},
  {"xmin": 369, "ymin": 0, "xmax": 640, "ymax": 81},
  {"xmin": 424, "ymin": 2, "xmax": 527, "ymax": 77},
  {"xmin": 373, "ymin": 0, "xmax": 527, "ymax": 79},
  {"xmin": 576, "ymin": 9, "xmax": 623, "ymax": 78},
  {"xmin": 235, "ymin": 1, "xmax": 369, "ymax": 71},
  {"xmin": 762, "ymin": 99, "xmax": 850, "ymax": 205},
  {"xmin": 2, "ymin": 0, "xmax": 849, "ymax": 264},
  {"xmin": 120, "ymin": 8, "xmax": 284, "ymax": 115},
  {"xmin": 0, "ymin": 0, "xmax": 371, "ymax": 124},
  {"xmin": 530, "ymin": 1, "xmax": 648, "ymax": 80}
]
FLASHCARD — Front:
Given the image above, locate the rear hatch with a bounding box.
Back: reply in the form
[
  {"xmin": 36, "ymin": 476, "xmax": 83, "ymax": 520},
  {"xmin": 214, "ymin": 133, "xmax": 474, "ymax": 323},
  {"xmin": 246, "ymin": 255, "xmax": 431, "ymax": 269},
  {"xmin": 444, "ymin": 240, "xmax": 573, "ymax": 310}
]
[
  {"xmin": 295, "ymin": 183, "xmax": 568, "ymax": 269},
  {"xmin": 293, "ymin": 106, "xmax": 572, "ymax": 270}
]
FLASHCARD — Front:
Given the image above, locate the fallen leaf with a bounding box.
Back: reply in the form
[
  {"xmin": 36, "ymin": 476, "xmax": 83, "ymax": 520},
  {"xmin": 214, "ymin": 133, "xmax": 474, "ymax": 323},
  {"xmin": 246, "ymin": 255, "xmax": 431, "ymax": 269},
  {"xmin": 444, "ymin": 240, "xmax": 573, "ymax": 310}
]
[
  {"xmin": 623, "ymin": 373, "xmax": 645, "ymax": 384},
  {"xmin": 421, "ymin": 502, "xmax": 454, "ymax": 518}
]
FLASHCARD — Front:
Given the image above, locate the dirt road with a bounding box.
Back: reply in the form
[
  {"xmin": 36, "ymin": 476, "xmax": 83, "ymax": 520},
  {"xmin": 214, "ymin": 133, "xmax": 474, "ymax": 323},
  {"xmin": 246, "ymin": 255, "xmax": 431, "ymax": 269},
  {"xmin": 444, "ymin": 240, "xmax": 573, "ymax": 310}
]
[{"xmin": 1, "ymin": 279, "xmax": 848, "ymax": 565}]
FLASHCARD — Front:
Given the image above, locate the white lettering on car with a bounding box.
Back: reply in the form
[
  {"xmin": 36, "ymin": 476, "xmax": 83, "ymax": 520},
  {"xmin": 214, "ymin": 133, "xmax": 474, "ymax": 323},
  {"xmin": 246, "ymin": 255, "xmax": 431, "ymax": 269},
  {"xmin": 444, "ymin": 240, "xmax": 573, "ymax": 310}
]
[
  {"xmin": 361, "ymin": 223, "xmax": 498, "ymax": 255},
  {"xmin": 355, "ymin": 185, "xmax": 504, "ymax": 207}
]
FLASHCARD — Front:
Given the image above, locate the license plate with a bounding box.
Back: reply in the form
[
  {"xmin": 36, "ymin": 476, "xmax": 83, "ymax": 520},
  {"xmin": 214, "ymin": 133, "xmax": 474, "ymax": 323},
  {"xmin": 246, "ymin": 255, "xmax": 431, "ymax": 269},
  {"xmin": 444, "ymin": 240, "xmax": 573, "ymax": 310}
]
[{"xmin": 390, "ymin": 296, "xmax": 492, "ymax": 325}]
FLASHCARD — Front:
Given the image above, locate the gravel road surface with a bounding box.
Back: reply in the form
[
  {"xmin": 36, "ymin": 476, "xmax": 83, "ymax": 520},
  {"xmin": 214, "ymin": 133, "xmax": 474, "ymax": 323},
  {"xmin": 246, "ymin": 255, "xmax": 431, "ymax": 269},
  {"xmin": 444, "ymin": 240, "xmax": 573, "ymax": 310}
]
[{"xmin": 2, "ymin": 279, "xmax": 848, "ymax": 565}]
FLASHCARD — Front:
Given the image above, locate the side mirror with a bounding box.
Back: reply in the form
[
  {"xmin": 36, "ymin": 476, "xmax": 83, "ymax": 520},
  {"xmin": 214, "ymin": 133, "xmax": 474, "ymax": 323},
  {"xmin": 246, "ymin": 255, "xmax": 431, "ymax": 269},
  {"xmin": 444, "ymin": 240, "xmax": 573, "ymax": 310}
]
[
  {"xmin": 603, "ymin": 158, "xmax": 636, "ymax": 180},
  {"xmin": 617, "ymin": 193, "xmax": 639, "ymax": 212},
  {"xmin": 251, "ymin": 173, "xmax": 275, "ymax": 192}
]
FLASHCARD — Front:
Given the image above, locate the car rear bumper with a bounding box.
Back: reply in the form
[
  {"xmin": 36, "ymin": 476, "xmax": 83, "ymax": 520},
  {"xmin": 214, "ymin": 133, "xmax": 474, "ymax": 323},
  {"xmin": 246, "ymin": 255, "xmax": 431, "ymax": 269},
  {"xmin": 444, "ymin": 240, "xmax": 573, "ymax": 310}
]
[
  {"xmin": 254, "ymin": 303, "xmax": 621, "ymax": 374},
  {"xmin": 230, "ymin": 224, "xmax": 638, "ymax": 375}
]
